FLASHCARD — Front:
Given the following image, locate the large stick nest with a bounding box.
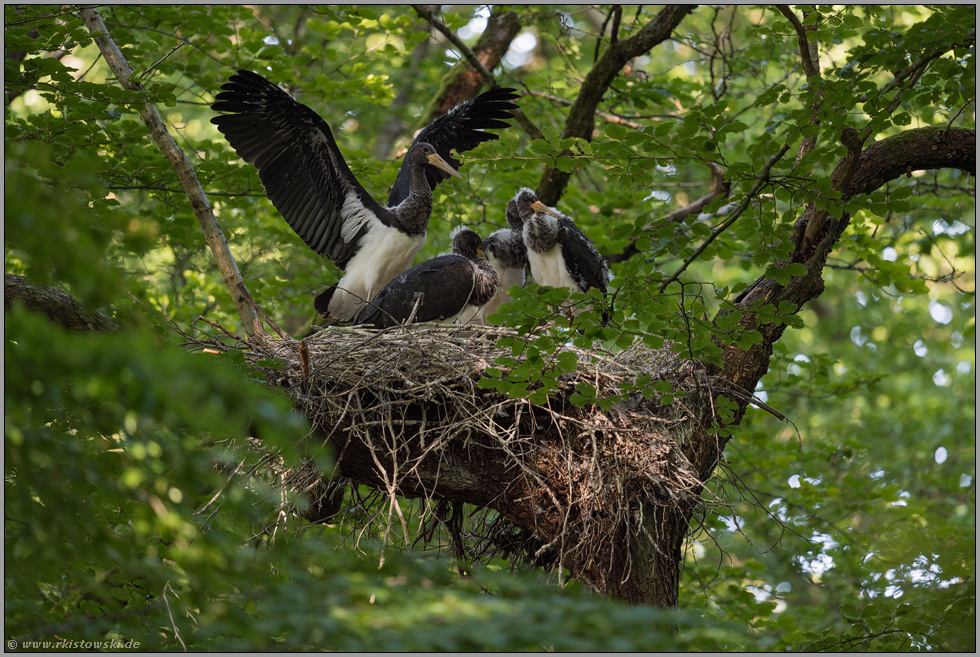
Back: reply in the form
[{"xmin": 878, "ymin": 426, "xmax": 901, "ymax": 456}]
[{"xmin": 241, "ymin": 323, "xmax": 718, "ymax": 591}]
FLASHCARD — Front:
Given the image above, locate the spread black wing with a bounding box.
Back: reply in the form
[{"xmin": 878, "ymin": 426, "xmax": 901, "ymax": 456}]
[
  {"xmin": 387, "ymin": 87, "xmax": 519, "ymax": 207},
  {"xmin": 211, "ymin": 70, "xmax": 390, "ymax": 268},
  {"xmin": 359, "ymin": 255, "xmax": 477, "ymax": 328}
]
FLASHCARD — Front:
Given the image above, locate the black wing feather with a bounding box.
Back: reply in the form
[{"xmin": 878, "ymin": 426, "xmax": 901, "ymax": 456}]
[
  {"xmin": 211, "ymin": 70, "xmax": 387, "ymax": 267},
  {"xmin": 387, "ymin": 87, "xmax": 519, "ymax": 207},
  {"xmin": 557, "ymin": 218, "xmax": 611, "ymax": 295}
]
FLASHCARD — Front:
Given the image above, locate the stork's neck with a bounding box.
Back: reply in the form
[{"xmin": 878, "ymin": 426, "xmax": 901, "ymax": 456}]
[
  {"xmin": 392, "ymin": 165, "xmax": 433, "ymax": 235},
  {"xmin": 523, "ymin": 213, "xmax": 559, "ymax": 253},
  {"xmin": 473, "ymin": 258, "xmax": 500, "ymax": 302}
]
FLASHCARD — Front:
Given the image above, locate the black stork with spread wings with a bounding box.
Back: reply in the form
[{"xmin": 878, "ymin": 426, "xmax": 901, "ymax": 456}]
[
  {"xmin": 211, "ymin": 69, "xmax": 518, "ymax": 322},
  {"xmin": 358, "ymin": 226, "xmax": 498, "ymax": 329}
]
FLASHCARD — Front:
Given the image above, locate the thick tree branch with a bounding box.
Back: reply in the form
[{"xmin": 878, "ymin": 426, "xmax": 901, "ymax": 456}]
[
  {"xmin": 537, "ymin": 5, "xmax": 696, "ymax": 205},
  {"xmin": 412, "ymin": 5, "xmax": 543, "ymax": 141},
  {"xmin": 699, "ymin": 126, "xmax": 975, "ymax": 481},
  {"xmin": 849, "ymin": 126, "xmax": 976, "ymax": 196},
  {"xmin": 5, "ymin": 274, "xmax": 118, "ymax": 333},
  {"xmin": 78, "ymin": 6, "xmax": 261, "ymax": 337}
]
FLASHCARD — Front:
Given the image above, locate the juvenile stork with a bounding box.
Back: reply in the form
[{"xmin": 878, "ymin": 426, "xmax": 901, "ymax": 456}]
[
  {"xmin": 513, "ymin": 188, "xmax": 612, "ymax": 321},
  {"xmin": 358, "ymin": 226, "xmax": 498, "ymax": 329},
  {"xmin": 479, "ymin": 199, "xmax": 528, "ymax": 322},
  {"xmin": 211, "ymin": 70, "xmax": 518, "ymax": 322}
]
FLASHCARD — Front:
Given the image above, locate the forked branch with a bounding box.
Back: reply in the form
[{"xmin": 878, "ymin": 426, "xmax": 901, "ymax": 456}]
[
  {"xmin": 412, "ymin": 5, "xmax": 543, "ymax": 140},
  {"xmin": 537, "ymin": 4, "xmax": 696, "ymax": 205}
]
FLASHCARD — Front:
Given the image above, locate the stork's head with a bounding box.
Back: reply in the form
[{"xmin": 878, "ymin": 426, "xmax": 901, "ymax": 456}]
[
  {"xmin": 410, "ymin": 143, "xmax": 462, "ymax": 179},
  {"xmin": 451, "ymin": 225, "xmax": 485, "ymax": 260},
  {"xmin": 513, "ymin": 187, "xmax": 561, "ymax": 222}
]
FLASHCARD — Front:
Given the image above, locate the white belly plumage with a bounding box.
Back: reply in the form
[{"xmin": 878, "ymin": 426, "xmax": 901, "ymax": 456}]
[
  {"xmin": 496, "ymin": 265, "xmax": 526, "ymax": 298},
  {"xmin": 328, "ymin": 220, "xmax": 426, "ymax": 321},
  {"xmin": 480, "ymin": 253, "xmax": 527, "ymax": 322},
  {"xmin": 448, "ymin": 303, "xmax": 480, "ymax": 326},
  {"xmin": 527, "ymin": 245, "xmax": 581, "ymax": 293},
  {"xmin": 528, "ymin": 245, "xmax": 599, "ymax": 317}
]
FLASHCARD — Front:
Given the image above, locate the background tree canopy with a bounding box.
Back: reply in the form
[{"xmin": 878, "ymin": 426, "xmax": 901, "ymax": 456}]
[{"xmin": 4, "ymin": 4, "xmax": 975, "ymax": 651}]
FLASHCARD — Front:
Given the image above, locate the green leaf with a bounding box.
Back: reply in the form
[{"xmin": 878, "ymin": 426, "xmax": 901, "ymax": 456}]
[
  {"xmin": 606, "ymin": 123, "xmax": 629, "ymax": 140},
  {"xmin": 556, "ymin": 351, "xmax": 578, "ymax": 372}
]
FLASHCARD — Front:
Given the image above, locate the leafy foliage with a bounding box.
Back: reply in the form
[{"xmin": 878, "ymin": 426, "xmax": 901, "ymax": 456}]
[{"xmin": 4, "ymin": 3, "xmax": 974, "ymax": 651}]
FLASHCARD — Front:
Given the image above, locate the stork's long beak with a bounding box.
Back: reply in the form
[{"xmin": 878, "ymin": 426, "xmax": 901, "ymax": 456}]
[
  {"xmin": 426, "ymin": 153, "xmax": 463, "ymax": 179},
  {"xmin": 530, "ymin": 200, "xmax": 563, "ymax": 218}
]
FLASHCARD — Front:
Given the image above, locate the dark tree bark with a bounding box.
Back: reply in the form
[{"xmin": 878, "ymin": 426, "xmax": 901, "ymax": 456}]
[
  {"xmin": 4, "ymin": 274, "xmax": 118, "ymax": 333},
  {"xmin": 848, "ymin": 127, "xmax": 976, "ymax": 196},
  {"xmin": 536, "ymin": 5, "xmax": 696, "ymax": 205},
  {"xmin": 414, "ymin": 6, "xmax": 522, "ymax": 124}
]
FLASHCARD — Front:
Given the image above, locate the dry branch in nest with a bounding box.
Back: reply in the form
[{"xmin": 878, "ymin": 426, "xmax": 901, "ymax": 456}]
[{"xmin": 235, "ymin": 322, "xmax": 720, "ymax": 595}]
